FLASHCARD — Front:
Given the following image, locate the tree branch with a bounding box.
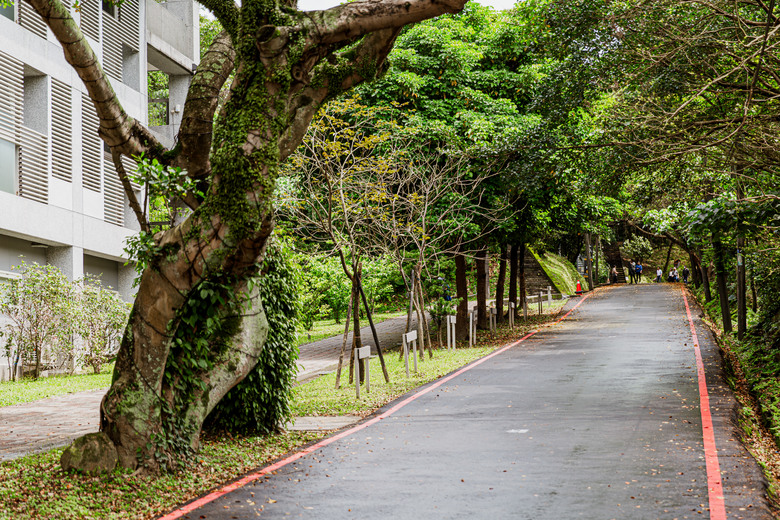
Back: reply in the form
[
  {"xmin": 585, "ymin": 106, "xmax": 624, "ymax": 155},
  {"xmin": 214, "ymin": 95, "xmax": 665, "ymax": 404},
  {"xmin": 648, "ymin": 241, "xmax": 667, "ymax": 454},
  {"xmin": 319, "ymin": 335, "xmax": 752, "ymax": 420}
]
[
  {"xmin": 111, "ymin": 150, "xmax": 150, "ymax": 233},
  {"xmin": 177, "ymin": 30, "xmax": 237, "ymax": 182},
  {"xmin": 199, "ymin": 0, "xmax": 240, "ymax": 41},
  {"xmin": 305, "ymin": 0, "xmax": 467, "ymax": 47}
]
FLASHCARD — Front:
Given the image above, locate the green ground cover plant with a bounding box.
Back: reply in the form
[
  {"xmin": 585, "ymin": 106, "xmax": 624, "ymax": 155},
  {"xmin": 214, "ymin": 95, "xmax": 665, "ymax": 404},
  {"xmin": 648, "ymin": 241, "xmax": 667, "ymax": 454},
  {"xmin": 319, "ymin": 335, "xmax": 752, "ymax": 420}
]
[
  {"xmin": 532, "ymin": 249, "xmax": 590, "ymax": 294},
  {"xmin": 0, "ymin": 304, "xmax": 571, "ymax": 519},
  {"xmin": 0, "ymin": 366, "xmax": 113, "ymax": 408}
]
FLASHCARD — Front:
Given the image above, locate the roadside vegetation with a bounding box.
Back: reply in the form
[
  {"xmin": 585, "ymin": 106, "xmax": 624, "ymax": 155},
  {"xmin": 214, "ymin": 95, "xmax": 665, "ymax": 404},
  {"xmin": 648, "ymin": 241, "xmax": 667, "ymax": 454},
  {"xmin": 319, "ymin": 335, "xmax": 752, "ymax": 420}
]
[{"xmin": 0, "ymin": 302, "xmax": 569, "ymax": 520}]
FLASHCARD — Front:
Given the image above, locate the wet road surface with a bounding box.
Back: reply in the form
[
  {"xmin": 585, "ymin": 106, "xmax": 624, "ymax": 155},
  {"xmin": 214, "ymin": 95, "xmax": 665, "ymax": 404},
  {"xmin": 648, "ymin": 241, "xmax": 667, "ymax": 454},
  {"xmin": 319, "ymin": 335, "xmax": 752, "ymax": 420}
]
[{"xmin": 171, "ymin": 284, "xmax": 771, "ymax": 519}]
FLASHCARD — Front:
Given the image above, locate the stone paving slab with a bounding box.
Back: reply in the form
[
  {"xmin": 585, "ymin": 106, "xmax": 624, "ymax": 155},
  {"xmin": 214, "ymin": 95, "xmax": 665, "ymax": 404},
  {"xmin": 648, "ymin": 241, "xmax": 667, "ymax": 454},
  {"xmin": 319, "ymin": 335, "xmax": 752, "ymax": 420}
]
[
  {"xmin": 285, "ymin": 416, "xmax": 362, "ymax": 431},
  {"xmin": 0, "ymin": 389, "xmax": 104, "ymax": 461}
]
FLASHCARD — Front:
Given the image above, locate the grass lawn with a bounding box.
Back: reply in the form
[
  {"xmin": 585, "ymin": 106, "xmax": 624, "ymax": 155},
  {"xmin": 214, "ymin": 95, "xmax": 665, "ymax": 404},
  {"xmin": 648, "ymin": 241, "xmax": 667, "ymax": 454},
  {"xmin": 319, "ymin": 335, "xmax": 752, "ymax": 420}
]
[
  {"xmin": 0, "ymin": 304, "xmax": 571, "ymax": 520},
  {"xmin": 0, "ymin": 366, "xmax": 113, "ymax": 408},
  {"xmin": 296, "ymin": 310, "xmax": 407, "ymax": 346}
]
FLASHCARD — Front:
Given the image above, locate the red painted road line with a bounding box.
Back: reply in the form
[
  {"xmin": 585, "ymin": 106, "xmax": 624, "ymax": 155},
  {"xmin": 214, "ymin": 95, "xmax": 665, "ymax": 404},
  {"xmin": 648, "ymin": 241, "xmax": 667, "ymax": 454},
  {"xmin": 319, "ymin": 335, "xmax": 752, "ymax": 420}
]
[
  {"xmin": 158, "ymin": 293, "xmax": 593, "ymax": 520},
  {"xmin": 682, "ymin": 290, "xmax": 727, "ymax": 520}
]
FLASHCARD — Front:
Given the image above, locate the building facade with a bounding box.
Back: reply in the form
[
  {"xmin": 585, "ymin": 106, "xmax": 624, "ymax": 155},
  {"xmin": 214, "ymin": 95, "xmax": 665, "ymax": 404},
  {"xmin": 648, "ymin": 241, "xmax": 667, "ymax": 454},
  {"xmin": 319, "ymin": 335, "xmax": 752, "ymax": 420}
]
[{"xmin": 0, "ymin": 0, "xmax": 199, "ymax": 380}]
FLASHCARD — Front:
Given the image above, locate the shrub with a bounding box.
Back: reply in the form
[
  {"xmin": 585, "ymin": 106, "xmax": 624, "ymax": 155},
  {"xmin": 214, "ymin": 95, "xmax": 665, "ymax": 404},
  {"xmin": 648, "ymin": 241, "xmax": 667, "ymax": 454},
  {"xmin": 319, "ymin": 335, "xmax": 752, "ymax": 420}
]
[{"xmin": 205, "ymin": 242, "xmax": 299, "ymax": 434}]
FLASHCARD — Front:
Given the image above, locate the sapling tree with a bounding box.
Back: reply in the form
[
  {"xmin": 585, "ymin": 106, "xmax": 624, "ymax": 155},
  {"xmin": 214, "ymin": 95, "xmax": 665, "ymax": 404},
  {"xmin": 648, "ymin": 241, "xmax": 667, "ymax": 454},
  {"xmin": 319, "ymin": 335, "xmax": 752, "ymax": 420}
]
[
  {"xmin": 73, "ymin": 277, "xmax": 131, "ymax": 374},
  {"xmin": 21, "ymin": 0, "xmax": 469, "ymax": 473},
  {"xmin": 0, "ymin": 262, "xmax": 72, "ymax": 380}
]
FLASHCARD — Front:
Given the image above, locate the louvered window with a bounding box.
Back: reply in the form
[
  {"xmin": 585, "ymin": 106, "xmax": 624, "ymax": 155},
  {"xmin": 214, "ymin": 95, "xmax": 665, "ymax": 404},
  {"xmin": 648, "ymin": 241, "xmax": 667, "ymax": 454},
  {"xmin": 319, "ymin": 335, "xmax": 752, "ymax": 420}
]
[
  {"xmin": 81, "ymin": 95, "xmax": 102, "ymax": 192},
  {"xmin": 18, "ymin": 0, "xmax": 46, "ymax": 38},
  {"xmin": 103, "ymin": 156, "xmax": 124, "ymax": 226},
  {"xmin": 0, "ymin": 52, "xmax": 23, "ymax": 145},
  {"xmin": 80, "ymin": 0, "xmax": 98, "ymax": 41},
  {"xmin": 102, "ymin": 0, "xmax": 139, "ymax": 83},
  {"xmin": 18, "ymin": 125, "xmax": 48, "ymax": 204},
  {"xmin": 0, "ymin": 52, "xmax": 23, "ymax": 198},
  {"xmin": 51, "ymin": 80, "xmax": 72, "ymax": 182}
]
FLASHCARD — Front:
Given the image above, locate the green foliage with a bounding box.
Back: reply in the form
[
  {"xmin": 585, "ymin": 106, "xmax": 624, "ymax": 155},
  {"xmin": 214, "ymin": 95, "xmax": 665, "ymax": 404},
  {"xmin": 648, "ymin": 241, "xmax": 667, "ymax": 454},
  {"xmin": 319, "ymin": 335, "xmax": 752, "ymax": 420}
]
[
  {"xmin": 129, "ymin": 153, "xmax": 202, "ymax": 226},
  {"xmin": 205, "ymin": 243, "xmax": 299, "ymax": 435},
  {"xmin": 0, "ymin": 263, "xmax": 128, "ymax": 381},
  {"xmin": 621, "ymin": 236, "xmax": 653, "ymax": 263},
  {"xmin": 73, "ymin": 277, "xmax": 130, "ymax": 374},
  {"xmin": 0, "ymin": 262, "xmax": 73, "ymax": 380},
  {"xmin": 0, "ymin": 366, "xmax": 113, "ymax": 407},
  {"xmin": 531, "ymin": 249, "xmax": 589, "ymax": 295}
]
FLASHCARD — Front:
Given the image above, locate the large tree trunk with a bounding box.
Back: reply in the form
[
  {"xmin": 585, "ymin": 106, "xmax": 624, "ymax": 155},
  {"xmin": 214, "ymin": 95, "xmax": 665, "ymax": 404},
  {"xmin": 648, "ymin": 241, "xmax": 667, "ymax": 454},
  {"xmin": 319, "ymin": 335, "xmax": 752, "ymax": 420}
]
[
  {"xmin": 712, "ymin": 238, "xmax": 732, "ymax": 333},
  {"xmin": 509, "ymin": 243, "xmax": 518, "ymax": 316},
  {"xmin": 102, "ymin": 276, "xmax": 269, "ymax": 471},
  {"xmin": 736, "ymin": 236, "xmax": 746, "ymax": 339},
  {"xmin": 476, "ymin": 249, "xmax": 488, "ymax": 330},
  {"xmin": 496, "ymin": 246, "xmax": 507, "ymax": 322},
  {"xmin": 662, "ymin": 241, "xmax": 674, "ymax": 274},
  {"xmin": 689, "ymin": 251, "xmax": 701, "ymax": 287},
  {"xmin": 455, "ymin": 254, "xmax": 469, "ymax": 341},
  {"xmin": 31, "ymin": 0, "xmax": 469, "ymax": 474},
  {"xmin": 518, "ymin": 243, "xmax": 527, "ymax": 310}
]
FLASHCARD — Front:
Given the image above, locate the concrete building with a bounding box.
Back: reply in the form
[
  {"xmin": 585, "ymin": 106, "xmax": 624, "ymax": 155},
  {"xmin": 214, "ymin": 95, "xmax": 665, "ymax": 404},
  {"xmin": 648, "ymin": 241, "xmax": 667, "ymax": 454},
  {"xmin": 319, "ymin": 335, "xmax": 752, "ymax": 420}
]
[{"xmin": 0, "ymin": 0, "xmax": 199, "ymax": 380}]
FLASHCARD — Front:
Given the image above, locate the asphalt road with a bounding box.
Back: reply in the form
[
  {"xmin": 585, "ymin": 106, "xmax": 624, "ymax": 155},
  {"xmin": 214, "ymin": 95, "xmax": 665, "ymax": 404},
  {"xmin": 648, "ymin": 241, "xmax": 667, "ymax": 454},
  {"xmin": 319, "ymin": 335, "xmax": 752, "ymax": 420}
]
[{"xmin": 172, "ymin": 284, "xmax": 771, "ymax": 520}]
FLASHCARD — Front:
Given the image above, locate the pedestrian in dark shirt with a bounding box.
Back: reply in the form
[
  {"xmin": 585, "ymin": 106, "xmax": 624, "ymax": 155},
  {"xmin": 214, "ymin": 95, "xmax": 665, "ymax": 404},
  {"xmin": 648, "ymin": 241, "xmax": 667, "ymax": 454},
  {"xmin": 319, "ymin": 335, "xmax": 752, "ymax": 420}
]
[
  {"xmin": 682, "ymin": 266, "xmax": 690, "ymax": 284},
  {"xmin": 635, "ymin": 261, "xmax": 643, "ymax": 283},
  {"xmin": 629, "ymin": 260, "xmax": 636, "ymax": 284}
]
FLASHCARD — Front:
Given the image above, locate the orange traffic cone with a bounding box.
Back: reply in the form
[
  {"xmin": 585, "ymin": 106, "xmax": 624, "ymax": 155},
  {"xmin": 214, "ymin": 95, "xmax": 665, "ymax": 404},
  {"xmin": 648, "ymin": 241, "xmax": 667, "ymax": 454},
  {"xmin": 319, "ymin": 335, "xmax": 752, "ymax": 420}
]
[{"xmin": 575, "ymin": 280, "xmax": 583, "ymax": 295}]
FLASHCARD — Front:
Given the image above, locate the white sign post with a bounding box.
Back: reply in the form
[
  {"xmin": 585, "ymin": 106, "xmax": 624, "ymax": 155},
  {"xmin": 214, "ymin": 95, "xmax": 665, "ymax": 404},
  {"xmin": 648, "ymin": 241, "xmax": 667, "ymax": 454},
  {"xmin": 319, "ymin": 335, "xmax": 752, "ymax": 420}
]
[
  {"xmin": 354, "ymin": 345, "xmax": 371, "ymax": 398},
  {"xmin": 446, "ymin": 315, "xmax": 456, "ymax": 350},
  {"xmin": 538, "ymin": 291, "xmax": 543, "ymax": 315},
  {"xmin": 508, "ymin": 302, "xmax": 515, "ymax": 330},
  {"xmin": 402, "ymin": 330, "xmax": 418, "ymax": 377},
  {"xmin": 547, "ymin": 285, "xmax": 552, "ymax": 303},
  {"xmin": 489, "ymin": 306, "xmax": 497, "ymax": 332},
  {"xmin": 468, "ymin": 309, "xmax": 476, "ymax": 347}
]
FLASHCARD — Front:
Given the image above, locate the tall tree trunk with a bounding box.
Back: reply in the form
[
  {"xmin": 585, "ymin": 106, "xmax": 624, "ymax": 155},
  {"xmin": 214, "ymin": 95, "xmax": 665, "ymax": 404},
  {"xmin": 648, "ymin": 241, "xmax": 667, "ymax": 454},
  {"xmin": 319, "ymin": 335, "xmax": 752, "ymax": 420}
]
[
  {"xmin": 404, "ymin": 267, "xmax": 415, "ymax": 334},
  {"xmin": 415, "ymin": 265, "xmax": 433, "ymax": 359},
  {"xmin": 476, "ymin": 249, "xmax": 488, "ymax": 330},
  {"xmin": 496, "ymin": 245, "xmax": 507, "ymax": 322},
  {"xmin": 712, "ymin": 238, "xmax": 732, "ymax": 333},
  {"xmin": 701, "ymin": 257, "xmax": 713, "ymax": 302},
  {"xmin": 595, "ymin": 235, "xmax": 600, "ymax": 285},
  {"xmin": 585, "ymin": 232, "xmax": 594, "ymax": 290},
  {"xmin": 455, "ymin": 254, "xmax": 469, "ymax": 340},
  {"xmin": 350, "ymin": 272, "xmax": 365, "ymax": 383},
  {"xmin": 358, "ymin": 278, "xmax": 389, "ymax": 383},
  {"xmin": 334, "ymin": 292, "xmax": 353, "ymax": 389},
  {"xmin": 518, "ymin": 243, "xmax": 527, "ymax": 309},
  {"xmin": 689, "ymin": 252, "xmax": 701, "ymax": 288},
  {"xmin": 509, "ymin": 244, "xmax": 518, "ymax": 316},
  {"xmin": 662, "ymin": 241, "xmax": 674, "ymax": 274},
  {"xmin": 737, "ymin": 236, "xmax": 746, "ymax": 339}
]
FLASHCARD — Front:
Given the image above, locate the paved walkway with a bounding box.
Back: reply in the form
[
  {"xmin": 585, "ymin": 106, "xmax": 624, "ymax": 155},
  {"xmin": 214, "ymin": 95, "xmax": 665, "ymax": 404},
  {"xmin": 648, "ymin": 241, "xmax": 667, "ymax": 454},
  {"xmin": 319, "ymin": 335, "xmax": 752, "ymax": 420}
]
[
  {"xmin": 171, "ymin": 284, "xmax": 772, "ymax": 520},
  {"xmin": 0, "ymin": 311, "xmax": 429, "ymax": 461}
]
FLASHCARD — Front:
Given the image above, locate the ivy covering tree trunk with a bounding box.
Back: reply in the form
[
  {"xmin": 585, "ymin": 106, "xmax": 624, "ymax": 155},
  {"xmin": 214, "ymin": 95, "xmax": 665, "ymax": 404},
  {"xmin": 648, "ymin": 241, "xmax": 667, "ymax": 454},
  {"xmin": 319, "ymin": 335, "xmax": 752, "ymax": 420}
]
[{"xmin": 25, "ymin": 0, "xmax": 468, "ymax": 474}]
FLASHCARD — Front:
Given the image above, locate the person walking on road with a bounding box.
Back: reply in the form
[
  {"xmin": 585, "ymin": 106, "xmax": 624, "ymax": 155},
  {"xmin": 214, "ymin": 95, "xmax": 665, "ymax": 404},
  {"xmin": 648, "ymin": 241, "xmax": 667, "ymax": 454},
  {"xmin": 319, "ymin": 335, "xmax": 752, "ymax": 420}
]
[
  {"xmin": 682, "ymin": 266, "xmax": 690, "ymax": 284},
  {"xmin": 656, "ymin": 267, "xmax": 662, "ymax": 283},
  {"xmin": 628, "ymin": 260, "xmax": 636, "ymax": 284},
  {"xmin": 611, "ymin": 266, "xmax": 618, "ymax": 284},
  {"xmin": 635, "ymin": 261, "xmax": 643, "ymax": 283}
]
